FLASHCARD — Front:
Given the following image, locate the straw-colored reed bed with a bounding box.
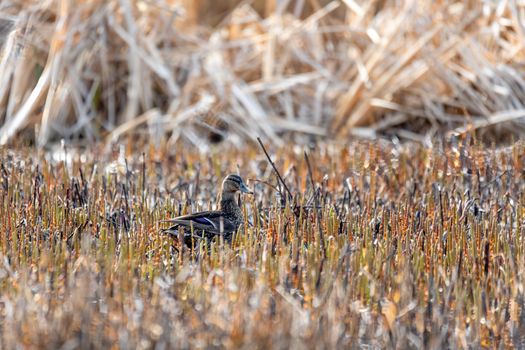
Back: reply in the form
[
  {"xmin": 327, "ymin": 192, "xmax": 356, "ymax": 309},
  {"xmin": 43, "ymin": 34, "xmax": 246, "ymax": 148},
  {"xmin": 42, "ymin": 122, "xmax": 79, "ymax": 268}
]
[
  {"xmin": 1, "ymin": 1, "xmax": 525, "ymax": 147},
  {"xmin": 0, "ymin": 138, "xmax": 523, "ymax": 348}
]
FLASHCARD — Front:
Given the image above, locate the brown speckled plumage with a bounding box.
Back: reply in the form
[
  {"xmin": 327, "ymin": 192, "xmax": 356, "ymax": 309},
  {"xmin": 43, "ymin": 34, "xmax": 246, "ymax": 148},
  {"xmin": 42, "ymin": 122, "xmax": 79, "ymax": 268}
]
[{"xmin": 163, "ymin": 174, "xmax": 252, "ymax": 247}]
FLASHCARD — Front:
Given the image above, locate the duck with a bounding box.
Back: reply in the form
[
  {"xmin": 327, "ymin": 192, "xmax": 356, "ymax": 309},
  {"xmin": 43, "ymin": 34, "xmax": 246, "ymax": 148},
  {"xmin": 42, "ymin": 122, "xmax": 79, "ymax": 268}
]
[{"xmin": 163, "ymin": 174, "xmax": 253, "ymax": 248}]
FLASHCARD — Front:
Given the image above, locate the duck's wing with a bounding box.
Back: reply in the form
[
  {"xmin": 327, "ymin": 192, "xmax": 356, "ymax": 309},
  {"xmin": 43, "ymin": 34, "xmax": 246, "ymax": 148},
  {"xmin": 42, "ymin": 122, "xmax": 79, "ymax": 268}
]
[{"xmin": 163, "ymin": 211, "xmax": 237, "ymax": 235}]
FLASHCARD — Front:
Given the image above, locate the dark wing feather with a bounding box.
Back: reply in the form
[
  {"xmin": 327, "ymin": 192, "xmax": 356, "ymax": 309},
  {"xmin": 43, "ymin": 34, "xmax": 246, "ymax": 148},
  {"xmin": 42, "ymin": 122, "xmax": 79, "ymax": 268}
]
[
  {"xmin": 164, "ymin": 210, "xmax": 237, "ymax": 236},
  {"xmin": 169, "ymin": 211, "xmax": 221, "ymax": 221}
]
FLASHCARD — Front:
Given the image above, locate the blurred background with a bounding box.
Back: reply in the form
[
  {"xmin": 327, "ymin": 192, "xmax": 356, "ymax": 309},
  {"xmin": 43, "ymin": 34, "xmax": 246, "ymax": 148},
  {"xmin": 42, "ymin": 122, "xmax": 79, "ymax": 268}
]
[{"xmin": 1, "ymin": 0, "xmax": 525, "ymax": 149}]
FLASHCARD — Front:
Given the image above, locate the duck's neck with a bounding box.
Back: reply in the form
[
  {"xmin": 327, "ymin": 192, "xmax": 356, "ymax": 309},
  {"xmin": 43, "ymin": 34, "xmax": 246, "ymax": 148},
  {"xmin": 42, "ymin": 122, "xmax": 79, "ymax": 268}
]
[{"xmin": 219, "ymin": 191, "xmax": 239, "ymax": 213}]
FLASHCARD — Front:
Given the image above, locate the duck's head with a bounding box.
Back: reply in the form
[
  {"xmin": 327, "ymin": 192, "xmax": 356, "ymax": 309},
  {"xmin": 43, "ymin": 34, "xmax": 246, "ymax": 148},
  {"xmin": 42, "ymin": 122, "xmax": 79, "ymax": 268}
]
[{"xmin": 221, "ymin": 174, "xmax": 253, "ymax": 196}]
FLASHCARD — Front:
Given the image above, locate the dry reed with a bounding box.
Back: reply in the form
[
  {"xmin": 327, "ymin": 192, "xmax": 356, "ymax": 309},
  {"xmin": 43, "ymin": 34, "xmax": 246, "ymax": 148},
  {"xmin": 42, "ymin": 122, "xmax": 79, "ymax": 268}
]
[
  {"xmin": 1, "ymin": 1, "xmax": 525, "ymax": 146},
  {"xmin": 0, "ymin": 138, "xmax": 523, "ymax": 348}
]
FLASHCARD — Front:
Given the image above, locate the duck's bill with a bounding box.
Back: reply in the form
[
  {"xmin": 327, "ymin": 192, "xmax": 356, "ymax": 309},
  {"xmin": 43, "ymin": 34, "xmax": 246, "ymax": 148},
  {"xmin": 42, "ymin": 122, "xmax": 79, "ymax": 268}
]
[{"xmin": 240, "ymin": 182, "xmax": 253, "ymax": 194}]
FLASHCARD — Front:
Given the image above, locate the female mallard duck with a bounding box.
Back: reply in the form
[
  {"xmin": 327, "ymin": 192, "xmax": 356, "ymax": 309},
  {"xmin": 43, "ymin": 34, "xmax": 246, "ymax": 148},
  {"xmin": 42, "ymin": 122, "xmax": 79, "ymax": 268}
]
[{"xmin": 164, "ymin": 174, "xmax": 252, "ymax": 247}]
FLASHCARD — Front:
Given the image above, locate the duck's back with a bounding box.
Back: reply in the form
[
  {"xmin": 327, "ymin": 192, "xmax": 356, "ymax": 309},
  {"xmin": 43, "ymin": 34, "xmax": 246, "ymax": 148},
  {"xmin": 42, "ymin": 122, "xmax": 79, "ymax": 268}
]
[{"xmin": 165, "ymin": 199, "xmax": 244, "ymax": 246}]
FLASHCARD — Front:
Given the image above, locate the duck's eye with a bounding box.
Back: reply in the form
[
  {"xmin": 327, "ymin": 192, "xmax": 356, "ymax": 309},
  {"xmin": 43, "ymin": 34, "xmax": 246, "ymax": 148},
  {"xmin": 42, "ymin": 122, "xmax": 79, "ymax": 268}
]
[
  {"xmin": 225, "ymin": 179, "xmax": 236, "ymax": 187},
  {"xmin": 227, "ymin": 176, "xmax": 242, "ymax": 185}
]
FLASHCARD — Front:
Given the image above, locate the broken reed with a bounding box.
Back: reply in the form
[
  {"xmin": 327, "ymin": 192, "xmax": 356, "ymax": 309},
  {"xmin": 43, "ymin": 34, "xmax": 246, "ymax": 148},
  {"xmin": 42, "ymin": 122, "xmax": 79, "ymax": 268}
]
[{"xmin": 0, "ymin": 139, "xmax": 524, "ymax": 348}]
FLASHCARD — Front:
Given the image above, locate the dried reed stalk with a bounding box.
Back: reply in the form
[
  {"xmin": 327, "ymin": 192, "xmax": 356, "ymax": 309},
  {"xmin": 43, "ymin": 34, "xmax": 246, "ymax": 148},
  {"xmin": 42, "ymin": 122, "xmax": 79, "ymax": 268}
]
[{"xmin": 0, "ymin": 1, "xmax": 524, "ymax": 146}]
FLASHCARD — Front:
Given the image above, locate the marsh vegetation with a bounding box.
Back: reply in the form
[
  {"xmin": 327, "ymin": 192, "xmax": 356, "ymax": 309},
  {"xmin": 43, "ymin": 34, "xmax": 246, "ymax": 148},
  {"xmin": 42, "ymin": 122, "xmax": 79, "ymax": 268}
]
[{"xmin": 0, "ymin": 139, "xmax": 523, "ymax": 348}]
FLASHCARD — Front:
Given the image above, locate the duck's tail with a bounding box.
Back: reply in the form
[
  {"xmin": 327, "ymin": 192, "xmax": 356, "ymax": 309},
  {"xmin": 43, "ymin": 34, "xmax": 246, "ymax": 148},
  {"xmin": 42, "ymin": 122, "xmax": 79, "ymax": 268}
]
[{"xmin": 160, "ymin": 226, "xmax": 179, "ymax": 237}]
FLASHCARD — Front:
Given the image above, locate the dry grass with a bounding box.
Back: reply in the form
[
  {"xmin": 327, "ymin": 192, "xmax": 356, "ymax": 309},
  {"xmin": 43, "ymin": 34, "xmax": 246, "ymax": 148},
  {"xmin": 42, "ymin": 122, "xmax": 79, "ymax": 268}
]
[
  {"xmin": 1, "ymin": 1, "xmax": 525, "ymax": 146},
  {"xmin": 0, "ymin": 138, "xmax": 524, "ymax": 348},
  {"xmin": 1, "ymin": 1, "xmax": 525, "ymax": 347}
]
